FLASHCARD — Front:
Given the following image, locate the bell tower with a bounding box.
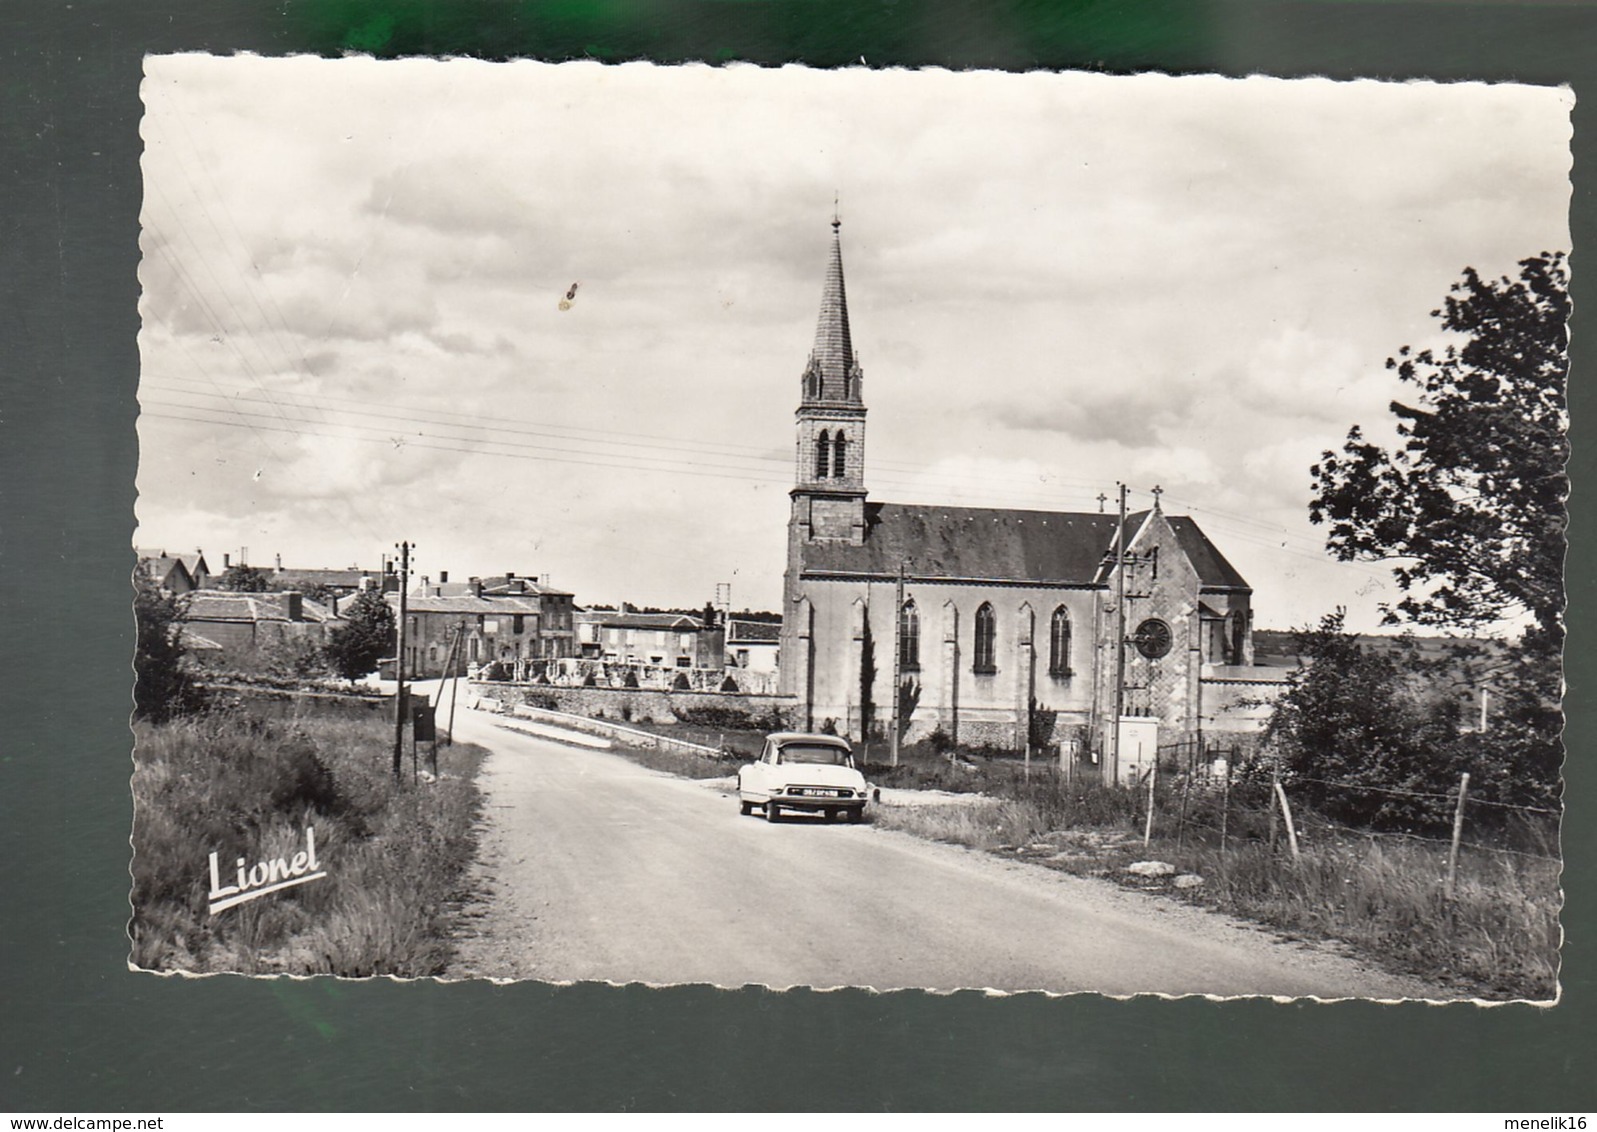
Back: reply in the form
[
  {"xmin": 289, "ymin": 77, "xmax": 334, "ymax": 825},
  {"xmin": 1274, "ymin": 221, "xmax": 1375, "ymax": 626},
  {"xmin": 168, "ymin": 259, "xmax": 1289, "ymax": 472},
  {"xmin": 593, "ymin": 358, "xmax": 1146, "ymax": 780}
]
[{"xmin": 791, "ymin": 211, "xmax": 867, "ymax": 544}]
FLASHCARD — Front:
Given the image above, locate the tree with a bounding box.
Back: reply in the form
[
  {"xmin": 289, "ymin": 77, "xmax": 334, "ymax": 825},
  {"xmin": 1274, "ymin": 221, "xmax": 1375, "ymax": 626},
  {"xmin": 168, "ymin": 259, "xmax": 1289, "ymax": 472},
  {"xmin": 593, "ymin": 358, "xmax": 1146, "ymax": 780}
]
[
  {"xmin": 133, "ymin": 574, "xmax": 205, "ymax": 722},
  {"xmin": 1304, "ymin": 253, "xmax": 1567, "ymax": 813},
  {"xmin": 217, "ymin": 564, "xmax": 271, "ymax": 592},
  {"xmin": 1310, "ymin": 252, "xmax": 1568, "ymax": 644},
  {"xmin": 1264, "ymin": 612, "xmax": 1465, "ymax": 832},
  {"xmin": 323, "ymin": 588, "xmax": 395, "ymax": 680}
]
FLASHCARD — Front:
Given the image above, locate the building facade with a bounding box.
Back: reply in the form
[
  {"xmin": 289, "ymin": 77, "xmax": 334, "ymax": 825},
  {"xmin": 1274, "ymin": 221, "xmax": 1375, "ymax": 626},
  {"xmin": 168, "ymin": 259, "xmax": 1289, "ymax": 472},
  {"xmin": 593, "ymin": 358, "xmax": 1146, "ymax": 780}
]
[
  {"xmin": 574, "ymin": 610, "xmax": 726, "ymax": 670},
  {"xmin": 778, "ymin": 218, "xmax": 1266, "ymax": 781},
  {"xmin": 393, "ymin": 575, "xmax": 576, "ymax": 678}
]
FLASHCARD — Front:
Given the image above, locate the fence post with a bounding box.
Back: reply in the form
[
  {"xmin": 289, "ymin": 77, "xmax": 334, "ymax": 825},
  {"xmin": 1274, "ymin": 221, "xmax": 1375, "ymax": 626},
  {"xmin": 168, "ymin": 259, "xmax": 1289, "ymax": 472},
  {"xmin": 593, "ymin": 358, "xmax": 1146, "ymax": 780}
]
[
  {"xmin": 1176, "ymin": 753, "xmax": 1193, "ymax": 849},
  {"xmin": 1220, "ymin": 750, "xmax": 1231, "ymax": 856},
  {"xmin": 1268, "ymin": 765, "xmax": 1280, "ymax": 852},
  {"xmin": 1273, "ymin": 779, "xmax": 1300, "ymax": 861},
  {"xmin": 1143, "ymin": 759, "xmax": 1157, "ymax": 847},
  {"xmin": 1445, "ymin": 771, "xmax": 1470, "ymax": 901}
]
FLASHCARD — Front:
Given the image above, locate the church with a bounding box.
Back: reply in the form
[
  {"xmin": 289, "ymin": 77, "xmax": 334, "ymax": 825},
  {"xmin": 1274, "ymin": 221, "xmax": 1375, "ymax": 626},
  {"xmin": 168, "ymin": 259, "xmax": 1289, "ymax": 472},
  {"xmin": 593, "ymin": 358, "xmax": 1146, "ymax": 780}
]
[{"xmin": 776, "ymin": 217, "xmax": 1269, "ymax": 783}]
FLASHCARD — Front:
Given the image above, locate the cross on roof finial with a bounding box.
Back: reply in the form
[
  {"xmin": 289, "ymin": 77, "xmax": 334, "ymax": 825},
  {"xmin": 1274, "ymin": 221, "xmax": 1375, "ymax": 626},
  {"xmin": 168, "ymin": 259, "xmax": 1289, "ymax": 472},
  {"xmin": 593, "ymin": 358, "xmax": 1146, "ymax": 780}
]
[
  {"xmin": 1096, "ymin": 492, "xmax": 1108, "ymax": 513},
  {"xmin": 832, "ymin": 192, "xmax": 841, "ymax": 230},
  {"xmin": 1151, "ymin": 484, "xmax": 1164, "ymax": 511}
]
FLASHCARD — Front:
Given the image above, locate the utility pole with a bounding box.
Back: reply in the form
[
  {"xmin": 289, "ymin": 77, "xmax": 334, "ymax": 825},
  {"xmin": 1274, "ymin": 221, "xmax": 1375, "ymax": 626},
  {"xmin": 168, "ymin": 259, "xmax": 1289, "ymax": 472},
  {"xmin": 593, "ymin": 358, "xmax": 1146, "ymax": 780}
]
[
  {"xmin": 889, "ymin": 561, "xmax": 906, "ymax": 768},
  {"xmin": 392, "ymin": 540, "xmax": 411, "ymax": 781},
  {"xmin": 1111, "ymin": 483, "xmax": 1128, "ymax": 786}
]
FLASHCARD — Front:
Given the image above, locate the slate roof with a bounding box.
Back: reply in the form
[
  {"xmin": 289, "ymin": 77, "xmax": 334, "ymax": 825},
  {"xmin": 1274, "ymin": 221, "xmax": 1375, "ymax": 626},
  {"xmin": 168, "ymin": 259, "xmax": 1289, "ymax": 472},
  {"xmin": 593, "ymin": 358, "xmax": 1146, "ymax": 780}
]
[
  {"xmin": 802, "ymin": 502, "xmax": 1249, "ymax": 591},
  {"xmin": 182, "ymin": 591, "xmax": 339, "ymax": 623},
  {"xmin": 137, "ymin": 554, "xmax": 191, "ymax": 587},
  {"xmin": 426, "ymin": 575, "xmax": 573, "ymax": 598},
  {"xmin": 803, "ymin": 220, "xmax": 861, "ymax": 404},
  {"xmin": 389, "ymin": 594, "xmax": 546, "ymax": 616},
  {"xmin": 273, "ymin": 567, "xmax": 375, "ymax": 589},
  {"xmin": 575, "ymin": 611, "xmax": 705, "ymax": 631},
  {"xmin": 728, "ymin": 619, "xmax": 782, "ymax": 644}
]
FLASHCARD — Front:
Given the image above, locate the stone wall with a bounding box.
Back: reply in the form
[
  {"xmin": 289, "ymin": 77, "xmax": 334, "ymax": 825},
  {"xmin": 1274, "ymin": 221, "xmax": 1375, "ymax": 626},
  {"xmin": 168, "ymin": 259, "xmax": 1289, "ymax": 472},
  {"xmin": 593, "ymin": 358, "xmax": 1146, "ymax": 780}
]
[{"xmin": 469, "ymin": 680, "xmax": 801, "ymax": 730}]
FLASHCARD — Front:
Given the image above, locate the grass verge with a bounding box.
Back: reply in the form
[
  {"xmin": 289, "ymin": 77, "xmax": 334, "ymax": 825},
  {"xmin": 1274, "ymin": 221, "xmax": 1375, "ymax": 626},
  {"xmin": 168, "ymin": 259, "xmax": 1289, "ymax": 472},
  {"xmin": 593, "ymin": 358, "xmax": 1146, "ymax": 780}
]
[
  {"xmin": 873, "ymin": 789, "xmax": 1558, "ymax": 1000},
  {"xmin": 131, "ymin": 702, "xmax": 488, "ymax": 977}
]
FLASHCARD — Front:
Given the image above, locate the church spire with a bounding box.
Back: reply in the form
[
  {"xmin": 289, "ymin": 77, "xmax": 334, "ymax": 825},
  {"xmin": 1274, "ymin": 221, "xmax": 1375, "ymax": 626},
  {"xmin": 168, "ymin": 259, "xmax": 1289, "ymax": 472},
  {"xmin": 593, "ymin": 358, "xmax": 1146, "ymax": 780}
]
[{"xmin": 802, "ymin": 211, "xmax": 863, "ymax": 406}]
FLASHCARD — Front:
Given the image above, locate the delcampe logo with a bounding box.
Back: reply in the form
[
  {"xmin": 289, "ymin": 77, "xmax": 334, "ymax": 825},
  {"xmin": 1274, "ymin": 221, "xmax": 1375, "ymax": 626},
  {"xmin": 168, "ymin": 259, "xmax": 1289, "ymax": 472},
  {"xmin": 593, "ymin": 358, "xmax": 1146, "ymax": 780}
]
[{"xmin": 207, "ymin": 827, "xmax": 327, "ymax": 915}]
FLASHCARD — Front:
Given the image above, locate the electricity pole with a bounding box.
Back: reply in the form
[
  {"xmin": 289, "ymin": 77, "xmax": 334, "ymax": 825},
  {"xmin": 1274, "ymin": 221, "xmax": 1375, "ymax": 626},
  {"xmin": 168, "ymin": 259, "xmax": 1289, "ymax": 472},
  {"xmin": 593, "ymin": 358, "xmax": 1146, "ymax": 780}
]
[
  {"xmin": 392, "ymin": 540, "xmax": 411, "ymax": 781},
  {"xmin": 889, "ymin": 561, "xmax": 906, "ymax": 768},
  {"xmin": 1111, "ymin": 484, "xmax": 1128, "ymax": 785}
]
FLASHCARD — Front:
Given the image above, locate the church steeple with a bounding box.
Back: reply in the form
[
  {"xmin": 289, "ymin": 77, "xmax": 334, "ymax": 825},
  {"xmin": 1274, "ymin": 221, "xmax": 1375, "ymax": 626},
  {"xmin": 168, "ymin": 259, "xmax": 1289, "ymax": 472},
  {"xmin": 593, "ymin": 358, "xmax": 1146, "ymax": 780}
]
[
  {"xmin": 791, "ymin": 212, "xmax": 868, "ymax": 543},
  {"xmin": 800, "ymin": 214, "xmax": 865, "ymax": 407}
]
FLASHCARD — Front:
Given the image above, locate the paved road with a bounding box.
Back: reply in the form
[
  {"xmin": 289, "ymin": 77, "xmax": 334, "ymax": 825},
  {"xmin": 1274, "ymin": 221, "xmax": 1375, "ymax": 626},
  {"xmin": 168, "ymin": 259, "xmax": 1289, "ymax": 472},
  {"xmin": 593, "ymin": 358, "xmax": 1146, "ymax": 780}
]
[{"xmin": 434, "ymin": 690, "xmax": 1436, "ymax": 998}]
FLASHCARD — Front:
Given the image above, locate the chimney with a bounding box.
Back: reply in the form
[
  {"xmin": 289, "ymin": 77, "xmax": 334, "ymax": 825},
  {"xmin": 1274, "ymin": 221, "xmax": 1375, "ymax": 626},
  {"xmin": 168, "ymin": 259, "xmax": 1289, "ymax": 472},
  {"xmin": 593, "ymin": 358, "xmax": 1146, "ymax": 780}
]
[
  {"xmin": 439, "ymin": 570, "xmax": 449, "ymax": 584},
  {"xmin": 420, "ymin": 575, "xmax": 430, "ymax": 592},
  {"xmin": 473, "ymin": 578, "xmax": 484, "ymax": 598},
  {"xmin": 275, "ymin": 553, "xmax": 282, "ymax": 572},
  {"xmin": 223, "ymin": 552, "xmax": 231, "ymax": 569},
  {"xmin": 330, "ymin": 594, "xmax": 340, "ymax": 616},
  {"xmin": 506, "ymin": 571, "xmax": 515, "ymax": 581},
  {"xmin": 284, "ymin": 591, "xmax": 303, "ymax": 622}
]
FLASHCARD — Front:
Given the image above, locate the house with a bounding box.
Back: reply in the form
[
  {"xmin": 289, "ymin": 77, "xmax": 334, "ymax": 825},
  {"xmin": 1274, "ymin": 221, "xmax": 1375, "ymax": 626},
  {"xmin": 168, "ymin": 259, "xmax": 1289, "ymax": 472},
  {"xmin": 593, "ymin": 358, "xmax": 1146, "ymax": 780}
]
[
  {"xmin": 726, "ymin": 618, "xmax": 781, "ymax": 675},
  {"xmin": 574, "ymin": 610, "xmax": 726, "ymax": 670},
  {"xmin": 179, "ymin": 589, "xmax": 341, "ymax": 666},
  {"xmin": 391, "ymin": 574, "xmax": 576, "ymax": 678},
  {"xmin": 135, "ymin": 548, "xmax": 205, "ymax": 593},
  {"xmin": 778, "ymin": 216, "xmax": 1280, "ymax": 781}
]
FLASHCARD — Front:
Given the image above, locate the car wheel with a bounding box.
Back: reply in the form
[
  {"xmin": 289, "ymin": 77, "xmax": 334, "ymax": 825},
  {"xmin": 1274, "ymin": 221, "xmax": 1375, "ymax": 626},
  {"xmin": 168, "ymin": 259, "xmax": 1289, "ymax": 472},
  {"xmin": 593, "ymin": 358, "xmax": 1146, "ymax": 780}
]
[
  {"xmin": 765, "ymin": 800, "xmax": 780, "ymax": 822},
  {"xmin": 846, "ymin": 808, "xmax": 862, "ymax": 824},
  {"xmin": 739, "ymin": 799, "xmax": 753, "ymax": 816},
  {"xmin": 823, "ymin": 809, "xmax": 837, "ymax": 823}
]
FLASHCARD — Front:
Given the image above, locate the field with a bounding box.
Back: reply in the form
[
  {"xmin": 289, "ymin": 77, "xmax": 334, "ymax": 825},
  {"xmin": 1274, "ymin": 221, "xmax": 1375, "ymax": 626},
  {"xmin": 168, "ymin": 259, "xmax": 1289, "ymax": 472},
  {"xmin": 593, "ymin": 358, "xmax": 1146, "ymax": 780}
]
[{"xmin": 130, "ymin": 699, "xmax": 487, "ymax": 977}]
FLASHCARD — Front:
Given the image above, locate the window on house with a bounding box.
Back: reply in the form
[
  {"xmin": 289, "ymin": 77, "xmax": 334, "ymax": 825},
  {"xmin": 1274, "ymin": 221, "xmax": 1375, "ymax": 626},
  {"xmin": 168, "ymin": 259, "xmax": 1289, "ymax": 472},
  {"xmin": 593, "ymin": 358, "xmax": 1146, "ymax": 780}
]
[
  {"xmin": 1049, "ymin": 606, "xmax": 1072, "ymax": 677},
  {"xmin": 469, "ymin": 637, "xmax": 481, "ymax": 661},
  {"xmin": 513, "ymin": 614, "xmax": 525, "ymax": 634},
  {"xmin": 815, "ymin": 430, "xmax": 831, "ymax": 478},
  {"xmin": 736, "ymin": 648, "xmax": 750, "ymax": 668},
  {"xmin": 833, "ymin": 431, "xmax": 847, "ymax": 478},
  {"xmin": 1229, "ymin": 610, "xmax": 1246, "ymax": 666},
  {"xmin": 899, "ymin": 599, "xmax": 920, "ymax": 671},
  {"xmin": 973, "ymin": 602, "xmax": 996, "ymax": 674}
]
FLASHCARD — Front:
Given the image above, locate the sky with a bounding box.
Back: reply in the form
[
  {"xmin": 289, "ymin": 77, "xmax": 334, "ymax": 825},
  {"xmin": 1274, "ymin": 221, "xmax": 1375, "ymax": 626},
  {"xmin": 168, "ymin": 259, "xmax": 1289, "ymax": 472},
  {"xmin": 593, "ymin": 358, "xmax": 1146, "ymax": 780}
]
[{"xmin": 135, "ymin": 58, "xmax": 1572, "ymax": 632}]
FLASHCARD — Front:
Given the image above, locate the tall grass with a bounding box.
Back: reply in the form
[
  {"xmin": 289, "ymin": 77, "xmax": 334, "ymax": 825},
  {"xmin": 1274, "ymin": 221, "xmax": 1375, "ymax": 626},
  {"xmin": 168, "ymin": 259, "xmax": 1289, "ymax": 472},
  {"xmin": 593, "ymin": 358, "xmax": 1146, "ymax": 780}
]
[
  {"xmin": 131, "ymin": 704, "xmax": 486, "ymax": 977},
  {"xmin": 873, "ymin": 772, "xmax": 1560, "ymax": 1000}
]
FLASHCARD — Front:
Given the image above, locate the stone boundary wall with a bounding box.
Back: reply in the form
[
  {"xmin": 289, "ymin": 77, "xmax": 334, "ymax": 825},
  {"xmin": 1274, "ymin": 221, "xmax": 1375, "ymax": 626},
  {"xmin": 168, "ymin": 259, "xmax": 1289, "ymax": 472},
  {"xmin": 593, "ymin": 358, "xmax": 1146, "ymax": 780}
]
[
  {"xmin": 468, "ymin": 680, "xmax": 800, "ymax": 730},
  {"xmin": 501, "ymin": 705, "xmax": 723, "ymax": 756}
]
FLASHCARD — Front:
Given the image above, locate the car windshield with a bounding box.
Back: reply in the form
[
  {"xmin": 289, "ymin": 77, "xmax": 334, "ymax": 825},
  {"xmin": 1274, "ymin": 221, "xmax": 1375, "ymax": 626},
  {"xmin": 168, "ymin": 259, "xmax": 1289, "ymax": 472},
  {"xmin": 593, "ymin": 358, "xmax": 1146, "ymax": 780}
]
[{"xmin": 777, "ymin": 744, "xmax": 852, "ymax": 766}]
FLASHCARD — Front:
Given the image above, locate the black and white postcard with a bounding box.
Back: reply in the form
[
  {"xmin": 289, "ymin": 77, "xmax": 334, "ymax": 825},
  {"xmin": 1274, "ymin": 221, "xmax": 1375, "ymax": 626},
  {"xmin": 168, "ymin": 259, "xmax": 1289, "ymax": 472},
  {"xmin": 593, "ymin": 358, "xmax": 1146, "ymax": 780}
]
[{"xmin": 131, "ymin": 59, "xmax": 1570, "ymax": 1001}]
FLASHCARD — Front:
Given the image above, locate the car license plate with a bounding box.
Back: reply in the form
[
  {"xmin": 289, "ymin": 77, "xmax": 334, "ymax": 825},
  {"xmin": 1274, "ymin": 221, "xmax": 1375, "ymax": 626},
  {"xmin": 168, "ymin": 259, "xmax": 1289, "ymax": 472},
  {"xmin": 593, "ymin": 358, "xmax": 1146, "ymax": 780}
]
[{"xmin": 795, "ymin": 788, "xmax": 841, "ymax": 797}]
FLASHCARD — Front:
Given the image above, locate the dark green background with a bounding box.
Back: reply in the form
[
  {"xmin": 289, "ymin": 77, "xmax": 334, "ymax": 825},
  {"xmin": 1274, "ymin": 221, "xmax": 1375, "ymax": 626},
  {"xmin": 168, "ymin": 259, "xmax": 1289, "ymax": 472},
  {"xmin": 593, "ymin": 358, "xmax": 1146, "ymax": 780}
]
[{"xmin": 2, "ymin": 0, "xmax": 1591, "ymax": 1112}]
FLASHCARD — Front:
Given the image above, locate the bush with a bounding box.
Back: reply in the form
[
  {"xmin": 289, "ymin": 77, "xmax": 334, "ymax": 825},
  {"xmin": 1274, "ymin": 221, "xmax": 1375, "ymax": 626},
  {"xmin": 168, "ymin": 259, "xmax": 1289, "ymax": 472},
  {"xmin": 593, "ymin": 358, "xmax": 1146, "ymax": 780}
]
[{"xmin": 133, "ymin": 574, "xmax": 206, "ymax": 723}]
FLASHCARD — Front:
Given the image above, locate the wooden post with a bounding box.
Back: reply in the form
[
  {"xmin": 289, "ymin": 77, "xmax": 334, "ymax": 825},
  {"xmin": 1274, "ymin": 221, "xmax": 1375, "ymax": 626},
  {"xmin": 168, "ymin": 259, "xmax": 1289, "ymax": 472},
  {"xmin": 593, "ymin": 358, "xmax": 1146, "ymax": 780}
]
[
  {"xmin": 1143, "ymin": 759, "xmax": 1157, "ymax": 847},
  {"xmin": 1268, "ymin": 764, "xmax": 1281, "ymax": 852},
  {"xmin": 1445, "ymin": 772, "xmax": 1470, "ymax": 901},
  {"xmin": 1176, "ymin": 750, "xmax": 1193, "ymax": 849},
  {"xmin": 1220, "ymin": 751, "xmax": 1232, "ymax": 856},
  {"xmin": 1273, "ymin": 779, "xmax": 1300, "ymax": 861}
]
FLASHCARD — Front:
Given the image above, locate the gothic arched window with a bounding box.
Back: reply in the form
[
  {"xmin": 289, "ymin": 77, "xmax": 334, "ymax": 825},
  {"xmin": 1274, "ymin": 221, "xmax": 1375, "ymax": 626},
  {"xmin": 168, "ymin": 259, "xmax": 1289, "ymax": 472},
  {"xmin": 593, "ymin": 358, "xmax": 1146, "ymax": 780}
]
[
  {"xmin": 815, "ymin": 430, "xmax": 831, "ymax": 479},
  {"xmin": 1049, "ymin": 606, "xmax": 1072, "ymax": 677},
  {"xmin": 973, "ymin": 602, "xmax": 997, "ymax": 674},
  {"xmin": 833, "ymin": 431, "xmax": 848, "ymax": 479},
  {"xmin": 899, "ymin": 599, "xmax": 920, "ymax": 672}
]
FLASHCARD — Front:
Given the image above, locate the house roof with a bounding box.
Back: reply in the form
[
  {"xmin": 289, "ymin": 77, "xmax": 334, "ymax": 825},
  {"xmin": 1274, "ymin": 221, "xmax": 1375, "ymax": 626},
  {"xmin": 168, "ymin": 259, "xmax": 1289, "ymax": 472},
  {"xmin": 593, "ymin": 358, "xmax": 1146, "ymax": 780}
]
[
  {"xmin": 137, "ymin": 555, "xmax": 191, "ymax": 587},
  {"xmin": 575, "ymin": 611, "xmax": 706, "ymax": 631},
  {"xmin": 273, "ymin": 567, "xmax": 376, "ymax": 589},
  {"xmin": 390, "ymin": 594, "xmax": 546, "ymax": 616},
  {"xmin": 182, "ymin": 591, "xmax": 339, "ymax": 624},
  {"xmin": 426, "ymin": 575, "xmax": 572, "ymax": 598},
  {"xmin": 177, "ymin": 553, "xmax": 210, "ymax": 578},
  {"xmin": 728, "ymin": 619, "xmax": 782, "ymax": 644},
  {"xmin": 801, "ymin": 502, "xmax": 1249, "ymax": 592}
]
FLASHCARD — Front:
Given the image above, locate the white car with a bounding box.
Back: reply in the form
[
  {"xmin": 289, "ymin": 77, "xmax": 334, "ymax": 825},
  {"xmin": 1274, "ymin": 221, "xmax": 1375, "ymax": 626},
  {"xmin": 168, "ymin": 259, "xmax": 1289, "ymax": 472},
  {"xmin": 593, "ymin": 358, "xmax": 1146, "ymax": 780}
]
[{"xmin": 737, "ymin": 732, "xmax": 872, "ymax": 823}]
